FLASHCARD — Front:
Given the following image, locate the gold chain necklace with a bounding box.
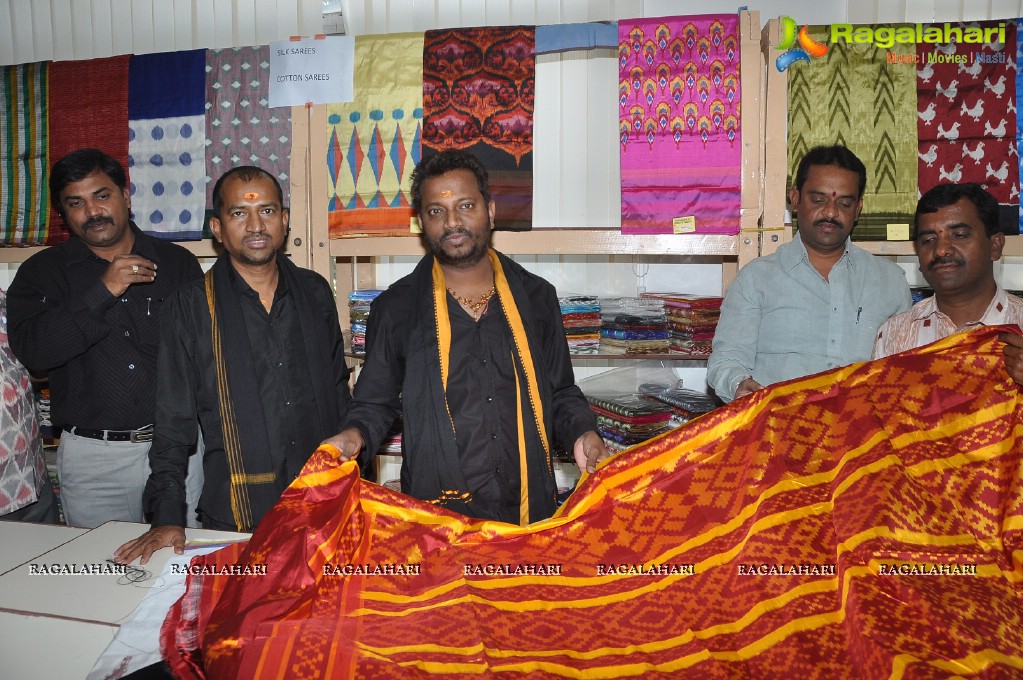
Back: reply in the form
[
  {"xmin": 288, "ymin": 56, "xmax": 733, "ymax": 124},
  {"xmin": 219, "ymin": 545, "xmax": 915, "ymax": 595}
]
[{"xmin": 448, "ymin": 285, "xmax": 496, "ymax": 321}]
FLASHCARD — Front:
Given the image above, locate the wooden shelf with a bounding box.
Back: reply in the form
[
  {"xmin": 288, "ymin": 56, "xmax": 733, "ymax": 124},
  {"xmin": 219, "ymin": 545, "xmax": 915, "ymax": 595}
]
[
  {"xmin": 330, "ymin": 229, "xmax": 740, "ymax": 258},
  {"xmin": 855, "ymin": 235, "xmax": 1023, "ymax": 258}
]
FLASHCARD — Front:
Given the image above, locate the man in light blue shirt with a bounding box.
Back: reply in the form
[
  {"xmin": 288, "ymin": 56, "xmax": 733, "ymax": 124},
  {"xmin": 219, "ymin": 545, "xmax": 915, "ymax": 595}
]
[{"xmin": 708, "ymin": 145, "xmax": 912, "ymax": 402}]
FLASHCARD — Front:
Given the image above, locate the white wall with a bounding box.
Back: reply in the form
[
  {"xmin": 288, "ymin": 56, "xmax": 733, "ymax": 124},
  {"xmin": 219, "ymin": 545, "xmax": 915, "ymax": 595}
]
[{"xmin": 0, "ymin": 0, "xmax": 323, "ymax": 66}]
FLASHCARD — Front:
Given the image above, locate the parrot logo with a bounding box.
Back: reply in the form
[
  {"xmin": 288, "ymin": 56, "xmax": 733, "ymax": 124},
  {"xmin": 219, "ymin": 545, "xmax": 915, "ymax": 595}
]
[{"xmin": 774, "ymin": 16, "xmax": 829, "ymax": 71}]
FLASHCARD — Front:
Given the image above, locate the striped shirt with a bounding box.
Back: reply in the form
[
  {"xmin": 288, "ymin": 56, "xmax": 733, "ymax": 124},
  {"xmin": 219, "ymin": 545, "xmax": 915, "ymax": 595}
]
[{"xmin": 872, "ymin": 285, "xmax": 1023, "ymax": 358}]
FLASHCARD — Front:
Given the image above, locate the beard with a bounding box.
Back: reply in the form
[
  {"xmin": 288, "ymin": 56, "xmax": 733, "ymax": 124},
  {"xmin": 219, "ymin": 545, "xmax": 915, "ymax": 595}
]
[{"xmin": 426, "ymin": 227, "xmax": 492, "ymax": 269}]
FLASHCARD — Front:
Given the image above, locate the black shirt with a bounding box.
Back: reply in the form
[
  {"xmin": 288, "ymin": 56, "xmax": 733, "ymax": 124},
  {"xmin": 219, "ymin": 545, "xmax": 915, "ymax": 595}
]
[
  {"xmin": 6, "ymin": 224, "xmax": 203, "ymax": 430},
  {"xmin": 145, "ymin": 260, "xmax": 351, "ymax": 529},
  {"xmin": 445, "ymin": 297, "xmax": 522, "ymax": 522}
]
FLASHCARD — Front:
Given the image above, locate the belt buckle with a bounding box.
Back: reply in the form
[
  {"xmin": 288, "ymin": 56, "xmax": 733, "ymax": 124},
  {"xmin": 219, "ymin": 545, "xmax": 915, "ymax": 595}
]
[{"xmin": 131, "ymin": 425, "xmax": 154, "ymax": 443}]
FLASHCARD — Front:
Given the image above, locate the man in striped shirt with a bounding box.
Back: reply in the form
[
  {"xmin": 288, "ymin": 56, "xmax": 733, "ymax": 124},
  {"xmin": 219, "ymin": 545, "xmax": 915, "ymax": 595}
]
[{"xmin": 872, "ymin": 182, "xmax": 1023, "ymax": 385}]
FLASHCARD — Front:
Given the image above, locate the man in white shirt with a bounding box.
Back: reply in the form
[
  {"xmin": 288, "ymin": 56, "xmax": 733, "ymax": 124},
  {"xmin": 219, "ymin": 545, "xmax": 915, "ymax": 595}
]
[{"xmin": 872, "ymin": 182, "xmax": 1023, "ymax": 385}]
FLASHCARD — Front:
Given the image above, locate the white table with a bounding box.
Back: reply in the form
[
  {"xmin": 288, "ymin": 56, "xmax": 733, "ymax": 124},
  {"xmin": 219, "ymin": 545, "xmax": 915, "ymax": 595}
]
[
  {"xmin": 0, "ymin": 521, "xmax": 247, "ymax": 679},
  {"xmin": 0, "ymin": 522, "xmax": 87, "ymax": 576}
]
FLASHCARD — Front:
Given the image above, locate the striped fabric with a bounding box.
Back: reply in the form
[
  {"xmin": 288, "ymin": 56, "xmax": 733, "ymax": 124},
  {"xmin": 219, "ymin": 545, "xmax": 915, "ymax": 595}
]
[
  {"xmin": 163, "ymin": 326, "xmax": 1023, "ymax": 678},
  {"xmin": 0, "ymin": 63, "xmax": 48, "ymax": 245}
]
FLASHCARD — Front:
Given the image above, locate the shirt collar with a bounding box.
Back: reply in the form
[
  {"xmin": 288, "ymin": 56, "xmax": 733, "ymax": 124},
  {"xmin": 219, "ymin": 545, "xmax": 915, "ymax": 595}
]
[
  {"xmin": 911, "ymin": 284, "xmax": 1009, "ymax": 326},
  {"xmin": 779, "ymin": 232, "xmax": 852, "ymax": 272}
]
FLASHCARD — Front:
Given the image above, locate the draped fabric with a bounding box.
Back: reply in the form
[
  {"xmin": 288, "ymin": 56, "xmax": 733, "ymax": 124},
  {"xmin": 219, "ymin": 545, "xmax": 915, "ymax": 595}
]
[
  {"xmin": 205, "ymin": 47, "xmax": 292, "ymax": 233},
  {"xmin": 917, "ymin": 22, "xmax": 1018, "ymax": 220},
  {"xmin": 619, "ymin": 15, "xmax": 741, "ymax": 235},
  {"xmin": 128, "ymin": 50, "xmax": 206, "ymax": 240},
  {"xmin": 422, "ymin": 27, "xmax": 534, "ymax": 230},
  {"xmin": 163, "ymin": 326, "xmax": 1023, "ymax": 679},
  {"xmin": 0, "ymin": 62, "xmax": 48, "ymax": 245},
  {"xmin": 787, "ymin": 26, "xmax": 919, "ymax": 240},
  {"xmin": 326, "ymin": 34, "xmax": 423, "ymax": 238},
  {"xmin": 47, "ymin": 56, "xmax": 131, "ymax": 245}
]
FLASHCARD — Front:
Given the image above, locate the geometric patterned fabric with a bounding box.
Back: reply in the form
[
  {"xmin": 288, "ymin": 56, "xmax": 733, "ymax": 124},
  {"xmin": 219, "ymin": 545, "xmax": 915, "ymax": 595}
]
[
  {"xmin": 205, "ymin": 47, "xmax": 291, "ymax": 213},
  {"xmin": 619, "ymin": 15, "xmax": 742, "ymax": 235},
  {"xmin": 162, "ymin": 326, "xmax": 1023, "ymax": 679},
  {"xmin": 129, "ymin": 50, "xmax": 207, "ymax": 240},
  {"xmin": 787, "ymin": 26, "xmax": 919, "ymax": 240},
  {"xmin": 422, "ymin": 27, "xmax": 535, "ymax": 230},
  {"xmin": 326, "ymin": 33, "xmax": 422, "ymax": 238}
]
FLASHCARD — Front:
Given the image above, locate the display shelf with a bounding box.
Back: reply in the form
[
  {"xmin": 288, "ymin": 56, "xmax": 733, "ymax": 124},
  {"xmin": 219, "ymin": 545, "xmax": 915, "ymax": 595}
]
[
  {"xmin": 855, "ymin": 235, "xmax": 1023, "ymax": 258},
  {"xmin": 329, "ymin": 229, "xmax": 741, "ymax": 259}
]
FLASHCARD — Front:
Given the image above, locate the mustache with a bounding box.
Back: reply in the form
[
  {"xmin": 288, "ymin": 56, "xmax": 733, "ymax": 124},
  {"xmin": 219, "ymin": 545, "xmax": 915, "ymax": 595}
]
[
  {"xmin": 928, "ymin": 255, "xmax": 964, "ymax": 270},
  {"xmin": 242, "ymin": 233, "xmax": 269, "ymax": 243},
  {"xmin": 83, "ymin": 216, "xmax": 113, "ymax": 229},
  {"xmin": 813, "ymin": 218, "xmax": 843, "ymax": 229},
  {"xmin": 440, "ymin": 228, "xmax": 472, "ymax": 242}
]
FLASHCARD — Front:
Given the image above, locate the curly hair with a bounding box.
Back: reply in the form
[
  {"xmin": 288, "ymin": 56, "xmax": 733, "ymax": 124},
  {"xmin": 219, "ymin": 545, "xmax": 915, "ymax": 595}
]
[{"xmin": 409, "ymin": 150, "xmax": 492, "ymax": 211}]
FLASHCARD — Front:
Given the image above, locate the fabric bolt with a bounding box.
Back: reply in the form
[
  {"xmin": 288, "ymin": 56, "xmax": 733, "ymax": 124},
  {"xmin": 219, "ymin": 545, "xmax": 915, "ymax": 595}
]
[
  {"xmin": 47, "ymin": 56, "xmax": 131, "ymax": 245},
  {"xmin": 787, "ymin": 26, "xmax": 918, "ymax": 239},
  {"xmin": 128, "ymin": 50, "xmax": 206, "ymax": 241},
  {"xmin": 327, "ymin": 33, "xmax": 423, "ymax": 238},
  {"xmin": 422, "ymin": 27, "xmax": 535, "ymax": 230},
  {"xmin": 619, "ymin": 15, "xmax": 741, "ymax": 235},
  {"xmin": 0, "ymin": 62, "xmax": 48, "ymax": 245},
  {"xmin": 205, "ymin": 47, "xmax": 291, "ymax": 222},
  {"xmin": 162, "ymin": 327, "xmax": 1023, "ymax": 679},
  {"xmin": 917, "ymin": 21, "xmax": 1018, "ymax": 216}
]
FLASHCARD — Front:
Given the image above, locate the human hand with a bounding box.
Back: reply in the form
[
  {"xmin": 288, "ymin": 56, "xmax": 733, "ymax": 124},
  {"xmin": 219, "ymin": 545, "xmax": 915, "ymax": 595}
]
[
  {"xmin": 321, "ymin": 428, "xmax": 364, "ymax": 462},
  {"xmin": 112, "ymin": 525, "xmax": 185, "ymax": 566},
  {"xmin": 102, "ymin": 254, "xmax": 156, "ymax": 297},
  {"xmin": 573, "ymin": 430, "xmax": 610, "ymax": 474},
  {"xmin": 734, "ymin": 377, "xmax": 764, "ymax": 399},
  {"xmin": 1000, "ymin": 331, "xmax": 1023, "ymax": 387}
]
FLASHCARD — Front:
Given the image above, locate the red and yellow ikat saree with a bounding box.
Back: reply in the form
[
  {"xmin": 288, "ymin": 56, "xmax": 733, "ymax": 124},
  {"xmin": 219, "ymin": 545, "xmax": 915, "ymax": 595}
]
[{"xmin": 163, "ymin": 326, "xmax": 1023, "ymax": 678}]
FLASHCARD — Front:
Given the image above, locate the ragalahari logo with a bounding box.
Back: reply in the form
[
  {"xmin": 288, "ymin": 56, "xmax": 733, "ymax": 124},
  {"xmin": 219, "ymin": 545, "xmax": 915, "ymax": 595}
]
[{"xmin": 774, "ymin": 17, "xmax": 829, "ymax": 71}]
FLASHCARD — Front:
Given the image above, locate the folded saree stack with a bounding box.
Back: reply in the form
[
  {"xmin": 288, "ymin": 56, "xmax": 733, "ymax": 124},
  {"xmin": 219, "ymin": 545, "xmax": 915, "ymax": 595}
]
[
  {"xmin": 558, "ymin": 294, "xmax": 601, "ymax": 355},
  {"xmin": 641, "ymin": 292, "xmax": 723, "ymax": 356},
  {"xmin": 586, "ymin": 392, "xmax": 674, "ymax": 453},
  {"xmin": 348, "ymin": 289, "xmax": 384, "ymax": 355},
  {"xmin": 598, "ymin": 297, "xmax": 669, "ymax": 355}
]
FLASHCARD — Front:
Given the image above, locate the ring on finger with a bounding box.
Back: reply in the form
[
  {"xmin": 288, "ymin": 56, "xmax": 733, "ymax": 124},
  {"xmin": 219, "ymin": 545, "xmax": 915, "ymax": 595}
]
[{"xmin": 132, "ymin": 264, "xmax": 139, "ymax": 274}]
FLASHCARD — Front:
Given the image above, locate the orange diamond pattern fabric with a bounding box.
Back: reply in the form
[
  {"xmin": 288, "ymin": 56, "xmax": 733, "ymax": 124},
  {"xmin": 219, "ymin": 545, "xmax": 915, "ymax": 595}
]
[{"xmin": 163, "ymin": 326, "xmax": 1023, "ymax": 679}]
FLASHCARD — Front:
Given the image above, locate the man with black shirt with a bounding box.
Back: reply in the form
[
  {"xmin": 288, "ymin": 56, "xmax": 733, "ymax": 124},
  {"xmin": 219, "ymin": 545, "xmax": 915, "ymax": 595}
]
[
  {"xmin": 115, "ymin": 166, "xmax": 350, "ymax": 564},
  {"xmin": 7, "ymin": 149, "xmax": 202, "ymax": 528},
  {"xmin": 323, "ymin": 150, "xmax": 607, "ymax": 525}
]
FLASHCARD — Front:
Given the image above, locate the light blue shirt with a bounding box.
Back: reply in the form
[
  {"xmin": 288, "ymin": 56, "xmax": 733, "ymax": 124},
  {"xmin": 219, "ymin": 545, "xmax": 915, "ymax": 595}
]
[{"xmin": 707, "ymin": 234, "xmax": 911, "ymax": 402}]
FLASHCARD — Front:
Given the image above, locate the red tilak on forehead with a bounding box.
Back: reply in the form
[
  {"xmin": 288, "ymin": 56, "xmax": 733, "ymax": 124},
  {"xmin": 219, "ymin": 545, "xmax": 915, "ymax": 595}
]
[{"xmin": 832, "ymin": 191, "xmax": 837, "ymax": 198}]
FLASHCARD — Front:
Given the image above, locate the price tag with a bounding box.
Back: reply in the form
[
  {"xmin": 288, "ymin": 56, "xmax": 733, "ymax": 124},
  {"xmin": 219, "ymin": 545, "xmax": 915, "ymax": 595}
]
[
  {"xmin": 886, "ymin": 223, "xmax": 910, "ymax": 241},
  {"xmin": 672, "ymin": 216, "xmax": 696, "ymax": 234}
]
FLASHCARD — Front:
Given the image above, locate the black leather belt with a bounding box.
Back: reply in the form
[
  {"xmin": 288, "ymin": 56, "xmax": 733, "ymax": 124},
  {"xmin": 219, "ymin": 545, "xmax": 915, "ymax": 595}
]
[{"xmin": 62, "ymin": 424, "xmax": 154, "ymax": 443}]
